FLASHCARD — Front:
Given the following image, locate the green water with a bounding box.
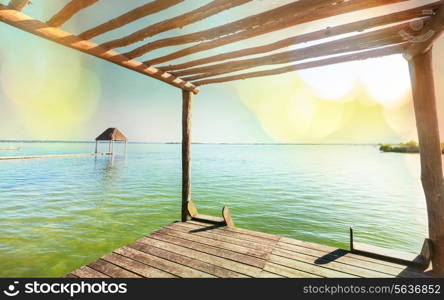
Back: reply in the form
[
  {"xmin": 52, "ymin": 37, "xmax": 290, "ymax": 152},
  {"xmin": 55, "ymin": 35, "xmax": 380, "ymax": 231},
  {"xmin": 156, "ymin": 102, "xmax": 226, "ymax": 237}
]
[{"xmin": 0, "ymin": 142, "xmax": 428, "ymax": 277}]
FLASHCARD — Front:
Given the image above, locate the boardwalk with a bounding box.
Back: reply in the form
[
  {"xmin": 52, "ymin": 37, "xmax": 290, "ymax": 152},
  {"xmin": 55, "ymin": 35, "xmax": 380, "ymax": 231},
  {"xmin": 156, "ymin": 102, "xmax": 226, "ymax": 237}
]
[
  {"xmin": 0, "ymin": 152, "xmax": 111, "ymax": 161},
  {"xmin": 66, "ymin": 221, "xmax": 434, "ymax": 278}
]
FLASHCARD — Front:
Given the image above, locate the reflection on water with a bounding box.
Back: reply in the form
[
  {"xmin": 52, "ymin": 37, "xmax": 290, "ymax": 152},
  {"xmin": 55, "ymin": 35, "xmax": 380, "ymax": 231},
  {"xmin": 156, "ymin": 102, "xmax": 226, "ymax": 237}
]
[{"xmin": 0, "ymin": 143, "xmax": 428, "ymax": 277}]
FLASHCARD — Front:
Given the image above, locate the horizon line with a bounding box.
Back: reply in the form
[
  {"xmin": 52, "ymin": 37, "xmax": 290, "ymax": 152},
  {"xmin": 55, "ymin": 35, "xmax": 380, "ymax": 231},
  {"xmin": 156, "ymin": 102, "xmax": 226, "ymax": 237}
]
[{"xmin": 0, "ymin": 139, "xmax": 391, "ymax": 145}]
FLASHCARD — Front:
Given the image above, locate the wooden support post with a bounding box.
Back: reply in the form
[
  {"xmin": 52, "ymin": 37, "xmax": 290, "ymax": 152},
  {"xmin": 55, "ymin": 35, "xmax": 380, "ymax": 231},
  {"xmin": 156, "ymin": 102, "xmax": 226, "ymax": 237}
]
[
  {"xmin": 95, "ymin": 140, "xmax": 98, "ymax": 154},
  {"xmin": 182, "ymin": 90, "xmax": 193, "ymax": 222},
  {"xmin": 407, "ymin": 48, "xmax": 444, "ymax": 274}
]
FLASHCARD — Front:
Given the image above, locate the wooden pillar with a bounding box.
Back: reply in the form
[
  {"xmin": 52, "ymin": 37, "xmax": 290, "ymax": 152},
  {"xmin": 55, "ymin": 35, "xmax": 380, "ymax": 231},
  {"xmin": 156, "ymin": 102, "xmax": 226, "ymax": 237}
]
[
  {"xmin": 95, "ymin": 140, "xmax": 98, "ymax": 154},
  {"xmin": 182, "ymin": 90, "xmax": 193, "ymax": 222},
  {"xmin": 407, "ymin": 48, "xmax": 444, "ymax": 274}
]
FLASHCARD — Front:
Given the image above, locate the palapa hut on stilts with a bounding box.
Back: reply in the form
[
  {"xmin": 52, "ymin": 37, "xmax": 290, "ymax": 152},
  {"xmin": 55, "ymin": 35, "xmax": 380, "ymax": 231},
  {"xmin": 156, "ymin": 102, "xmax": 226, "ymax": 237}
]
[
  {"xmin": 95, "ymin": 128, "xmax": 127, "ymax": 155},
  {"xmin": 2, "ymin": 0, "xmax": 444, "ymax": 277}
]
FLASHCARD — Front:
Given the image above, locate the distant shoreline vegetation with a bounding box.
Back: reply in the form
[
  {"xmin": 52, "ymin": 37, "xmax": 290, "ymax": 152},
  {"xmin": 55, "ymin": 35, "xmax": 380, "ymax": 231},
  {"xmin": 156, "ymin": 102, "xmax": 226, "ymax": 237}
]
[{"xmin": 380, "ymin": 141, "xmax": 444, "ymax": 154}]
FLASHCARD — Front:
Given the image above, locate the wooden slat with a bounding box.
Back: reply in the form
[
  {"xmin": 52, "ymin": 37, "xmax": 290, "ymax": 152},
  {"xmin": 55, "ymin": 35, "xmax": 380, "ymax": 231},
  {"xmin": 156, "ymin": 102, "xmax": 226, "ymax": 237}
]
[
  {"xmin": 101, "ymin": 252, "xmax": 177, "ymax": 278},
  {"xmin": 129, "ymin": 241, "xmax": 248, "ymax": 278},
  {"xmin": 63, "ymin": 273, "xmax": 79, "ymax": 278},
  {"xmin": 71, "ymin": 266, "xmax": 109, "ymax": 278},
  {"xmin": 138, "ymin": 236, "xmax": 264, "ymax": 277},
  {"xmin": 160, "ymin": 226, "xmax": 271, "ymax": 260},
  {"xmin": 88, "ymin": 259, "xmax": 142, "ymax": 278},
  {"xmin": 7, "ymin": 0, "xmax": 29, "ymax": 11},
  {"xmin": 115, "ymin": 246, "xmax": 215, "ymax": 278},
  {"xmin": 0, "ymin": 5, "xmax": 199, "ymax": 94},
  {"xmin": 47, "ymin": 0, "xmax": 100, "ymax": 27},
  {"xmin": 169, "ymin": 223, "xmax": 277, "ymax": 253},
  {"xmin": 158, "ymin": 2, "xmax": 441, "ymax": 71},
  {"xmin": 125, "ymin": 0, "xmax": 410, "ymax": 59},
  {"xmin": 188, "ymin": 220, "xmax": 281, "ymax": 241},
  {"xmin": 404, "ymin": 1, "xmax": 444, "ymax": 59},
  {"xmin": 101, "ymin": 0, "xmax": 254, "ymax": 49},
  {"xmin": 166, "ymin": 223, "xmax": 366, "ymax": 277},
  {"xmin": 168, "ymin": 222, "xmax": 404, "ymax": 276},
  {"xmin": 150, "ymin": 231, "xmax": 268, "ymax": 269},
  {"xmin": 169, "ymin": 222, "xmax": 411, "ymax": 277},
  {"xmin": 79, "ymin": 0, "xmax": 185, "ymax": 40},
  {"xmin": 184, "ymin": 221, "xmax": 412, "ymax": 270},
  {"xmin": 176, "ymin": 24, "xmax": 408, "ymax": 79},
  {"xmin": 263, "ymin": 262, "xmax": 320, "ymax": 278},
  {"xmin": 192, "ymin": 45, "xmax": 406, "ymax": 85}
]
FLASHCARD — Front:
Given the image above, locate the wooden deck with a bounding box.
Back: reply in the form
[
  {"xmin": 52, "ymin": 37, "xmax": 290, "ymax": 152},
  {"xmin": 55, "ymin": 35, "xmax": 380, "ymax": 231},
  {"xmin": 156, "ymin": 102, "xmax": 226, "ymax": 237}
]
[{"xmin": 65, "ymin": 221, "xmax": 435, "ymax": 278}]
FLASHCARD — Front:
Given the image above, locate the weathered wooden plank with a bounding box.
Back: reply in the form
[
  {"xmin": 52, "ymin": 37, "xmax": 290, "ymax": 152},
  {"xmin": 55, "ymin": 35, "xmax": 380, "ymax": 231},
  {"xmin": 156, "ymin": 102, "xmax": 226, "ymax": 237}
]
[
  {"xmin": 161, "ymin": 225, "xmax": 271, "ymax": 259},
  {"xmin": 175, "ymin": 23, "xmax": 409, "ymax": 78},
  {"xmin": 129, "ymin": 241, "xmax": 248, "ymax": 278},
  {"xmin": 101, "ymin": 0, "xmax": 254, "ymax": 49},
  {"xmin": 352, "ymin": 242, "xmax": 424, "ymax": 266},
  {"xmin": 169, "ymin": 223, "xmax": 276, "ymax": 253},
  {"xmin": 7, "ymin": 0, "xmax": 29, "ymax": 11},
  {"xmin": 150, "ymin": 231, "xmax": 267, "ymax": 269},
  {"xmin": 0, "ymin": 5, "xmax": 199, "ymax": 94},
  {"xmin": 79, "ymin": 0, "xmax": 185, "ymax": 40},
  {"xmin": 408, "ymin": 48, "xmax": 444, "ymax": 275},
  {"xmin": 263, "ymin": 262, "xmax": 320, "ymax": 278},
  {"xmin": 88, "ymin": 259, "xmax": 142, "ymax": 278},
  {"xmin": 101, "ymin": 252, "xmax": 176, "ymax": 278},
  {"xmin": 269, "ymin": 255, "xmax": 358, "ymax": 278},
  {"xmin": 187, "ymin": 220, "xmax": 281, "ymax": 241},
  {"xmin": 404, "ymin": 2, "xmax": 444, "ymax": 59},
  {"xmin": 167, "ymin": 223, "xmax": 386, "ymax": 277},
  {"xmin": 115, "ymin": 246, "xmax": 215, "ymax": 278},
  {"xmin": 125, "ymin": 0, "xmax": 410, "ymax": 59},
  {"xmin": 47, "ymin": 0, "xmax": 100, "ymax": 27},
  {"xmin": 71, "ymin": 266, "xmax": 109, "ymax": 278},
  {"xmin": 273, "ymin": 246, "xmax": 428, "ymax": 278},
  {"xmin": 186, "ymin": 221, "xmax": 410, "ymax": 269},
  {"xmin": 137, "ymin": 236, "xmax": 262, "ymax": 277},
  {"xmin": 63, "ymin": 273, "xmax": 79, "ymax": 278},
  {"xmin": 193, "ymin": 45, "xmax": 405, "ymax": 85},
  {"xmin": 156, "ymin": 2, "xmax": 441, "ymax": 69}
]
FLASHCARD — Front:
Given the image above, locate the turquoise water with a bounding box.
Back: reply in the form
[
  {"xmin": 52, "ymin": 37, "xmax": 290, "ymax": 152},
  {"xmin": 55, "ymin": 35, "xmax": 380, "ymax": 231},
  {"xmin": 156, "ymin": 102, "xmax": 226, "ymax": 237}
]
[{"xmin": 0, "ymin": 142, "xmax": 428, "ymax": 277}]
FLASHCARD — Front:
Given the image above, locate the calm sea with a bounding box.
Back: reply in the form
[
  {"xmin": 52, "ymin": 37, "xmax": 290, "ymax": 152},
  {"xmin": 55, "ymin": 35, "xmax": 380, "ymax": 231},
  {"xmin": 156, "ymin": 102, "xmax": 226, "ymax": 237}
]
[{"xmin": 0, "ymin": 142, "xmax": 428, "ymax": 277}]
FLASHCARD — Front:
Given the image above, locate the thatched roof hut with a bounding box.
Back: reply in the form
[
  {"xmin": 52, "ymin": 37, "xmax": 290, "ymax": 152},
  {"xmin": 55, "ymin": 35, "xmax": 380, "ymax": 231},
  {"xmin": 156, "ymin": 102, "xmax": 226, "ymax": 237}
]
[
  {"xmin": 95, "ymin": 128, "xmax": 127, "ymax": 142},
  {"xmin": 95, "ymin": 128, "xmax": 127, "ymax": 154}
]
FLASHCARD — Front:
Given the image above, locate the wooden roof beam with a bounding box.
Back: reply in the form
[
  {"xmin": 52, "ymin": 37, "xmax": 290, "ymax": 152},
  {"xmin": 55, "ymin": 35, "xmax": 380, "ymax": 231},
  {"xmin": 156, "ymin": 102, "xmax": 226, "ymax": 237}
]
[
  {"xmin": 100, "ymin": 0, "xmax": 254, "ymax": 50},
  {"xmin": 158, "ymin": 2, "xmax": 441, "ymax": 71},
  {"xmin": 173, "ymin": 22, "xmax": 415, "ymax": 79},
  {"xmin": 126, "ymin": 0, "xmax": 410, "ymax": 60},
  {"xmin": 7, "ymin": 0, "xmax": 29, "ymax": 11},
  {"xmin": 0, "ymin": 4, "xmax": 199, "ymax": 94},
  {"xmin": 47, "ymin": 0, "xmax": 100, "ymax": 27},
  {"xmin": 404, "ymin": 0, "xmax": 444, "ymax": 60},
  {"xmin": 193, "ymin": 45, "xmax": 406, "ymax": 86},
  {"xmin": 79, "ymin": 0, "xmax": 185, "ymax": 40}
]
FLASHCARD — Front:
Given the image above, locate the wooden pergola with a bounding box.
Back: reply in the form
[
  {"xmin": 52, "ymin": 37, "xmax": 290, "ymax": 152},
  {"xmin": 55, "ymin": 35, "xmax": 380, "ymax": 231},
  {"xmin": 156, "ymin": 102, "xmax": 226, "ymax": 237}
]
[{"xmin": 1, "ymin": 0, "xmax": 444, "ymax": 274}]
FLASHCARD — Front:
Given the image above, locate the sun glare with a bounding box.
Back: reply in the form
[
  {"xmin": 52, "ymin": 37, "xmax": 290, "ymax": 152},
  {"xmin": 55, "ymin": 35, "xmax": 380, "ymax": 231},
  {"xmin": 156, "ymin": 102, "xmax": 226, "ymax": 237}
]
[{"xmin": 359, "ymin": 55, "xmax": 411, "ymax": 108}]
